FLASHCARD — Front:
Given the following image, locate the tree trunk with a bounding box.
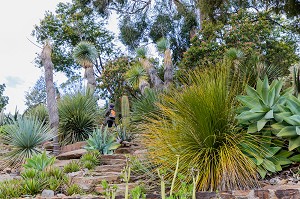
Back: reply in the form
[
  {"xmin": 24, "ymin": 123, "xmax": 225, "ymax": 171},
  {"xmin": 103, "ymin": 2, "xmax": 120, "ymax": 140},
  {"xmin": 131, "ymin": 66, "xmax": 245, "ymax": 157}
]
[
  {"xmin": 84, "ymin": 65, "xmax": 96, "ymax": 93},
  {"xmin": 140, "ymin": 58, "xmax": 163, "ymax": 90},
  {"xmin": 139, "ymin": 79, "xmax": 150, "ymax": 94},
  {"xmin": 164, "ymin": 49, "xmax": 173, "ymax": 88},
  {"xmin": 41, "ymin": 42, "xmax": 60, "ymax": 156}
]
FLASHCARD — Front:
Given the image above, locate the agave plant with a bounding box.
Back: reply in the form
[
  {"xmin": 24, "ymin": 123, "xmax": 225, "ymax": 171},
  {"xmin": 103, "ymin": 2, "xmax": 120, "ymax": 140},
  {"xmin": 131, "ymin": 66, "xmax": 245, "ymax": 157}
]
[
  {"xmin": 23, "ymin": 151, "xmax": 55, "ymax": 171},
  {"xmin": 58, "ymin": 91, "xmax": 99, "ymax": 145},
  {"xmin": 85, "ymin": 126, "xmax": 120, "ymax": 155},
  {"xmin": 272, "ymin": 95, "xmax": 300, "ymax": 151},
  {"xmin": 236, "ymin": 77, "xmax": 291, "ymax": 133},
  {"xmin": 0, "ymin": 117, "xmax": 55, "ymax": 167},
  {"xmin": 142, "ymin": 65, "xmax": 260, "ymax": 191}
]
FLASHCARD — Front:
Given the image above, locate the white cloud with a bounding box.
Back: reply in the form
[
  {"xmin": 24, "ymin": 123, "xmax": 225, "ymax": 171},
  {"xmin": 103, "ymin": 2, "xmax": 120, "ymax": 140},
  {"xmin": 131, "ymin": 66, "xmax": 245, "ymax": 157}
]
[{"xmin": 0, "ymin": 0, "xmax": 71, "ymax": 114}]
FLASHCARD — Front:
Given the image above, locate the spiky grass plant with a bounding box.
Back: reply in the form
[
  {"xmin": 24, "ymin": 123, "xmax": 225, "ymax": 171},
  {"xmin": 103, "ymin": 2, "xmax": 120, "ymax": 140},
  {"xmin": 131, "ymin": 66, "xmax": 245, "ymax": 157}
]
[
  {"xmin": 0, "ymin": 117, "xmax": 55, "ymax": 168},
  {"xmin": 142, "ymin": 65, "xmax": 260, "ymax": 191},
  {"xmin": 58, "ymin": 91, "xmax": 99, "ymax": 145},
  {"xmin": 23, "ymin": 104, "xmax": 49, "ymax": 125}
]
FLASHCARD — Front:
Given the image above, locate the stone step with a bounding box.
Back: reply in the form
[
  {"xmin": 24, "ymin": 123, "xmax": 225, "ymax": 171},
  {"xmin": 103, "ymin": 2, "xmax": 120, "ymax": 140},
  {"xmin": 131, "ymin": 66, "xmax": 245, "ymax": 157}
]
[
  {"xmin": 101, "ymin": 159, "xmax": 126, "ymax": 165},
  {"xmin": 90, "ymin": 171, "xmax": 121, "ymax": 177},
  {"xmin": 56, "ymin": 149, "xmax": 87, "ymax": 160},
  {"xmin": 94, "ymin": 183, "xmax": 139, "ymax": 195},
  {"xmin": 72, "ymin": 175, "xmax": 121, "ymax": 191},
  {"xmin": 101, "ymin": 154, "xmax": 127, "ymax": 160},
  {"xmin": 94, "ymin": 164, "xmax": 125, "ymax": 173},
  {"xmin": 53, "ymin": 159, "xmax": 75, "ymax": 168}
]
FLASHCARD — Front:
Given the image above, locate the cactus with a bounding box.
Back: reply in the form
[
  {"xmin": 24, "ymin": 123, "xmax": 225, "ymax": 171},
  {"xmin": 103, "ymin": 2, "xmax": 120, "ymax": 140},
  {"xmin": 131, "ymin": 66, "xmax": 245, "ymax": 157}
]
[
  {"xmin": 122, "ymin": 157, "xmax": 131, "ymax": 199},
  {"xmin": 121, "ymin": 95, "xmax": 130, "ymax": 128},
  {"xmin": 169, "ymin": 155, "xmax": 180, "ymax": 197}
]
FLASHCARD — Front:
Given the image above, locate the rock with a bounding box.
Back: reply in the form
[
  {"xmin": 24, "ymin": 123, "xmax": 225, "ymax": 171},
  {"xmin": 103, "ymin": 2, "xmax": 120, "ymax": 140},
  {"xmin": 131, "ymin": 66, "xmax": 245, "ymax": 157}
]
[
  {"xmin": 3, "ymin": 167, "xmax": 11, "ymax": 174},
  {"xmin": 41, "ymin": 189, "xmax": 55, "ymax": 197},
  {"xmin": 94, "ymin": 164, "xmax": 125, "ymax": 173},
  {"xmin": 67, "ymin": 170, "xmax": 85, "ymax": 178},
  {"xmin": 275, "ymin": 189, "xmax": 300, "ymax": 199},
  {"xmin": 115, "ymin": 147, "xmax": 133, "ymax": 154},
  {"xmin": 73, "ymin": 175, "xmax": 121, "ymax": 191},
  {"xmin": 56, "ymin": 193, "xmax": 67, "ymax": 197},
  {"xmin": 53, "ymin": 159, "xmax": 74, "ymax": 168},
  {"xmin": 94, "ymin": 183, "xmax": 138, "ymax": 194},
  {"xmin": 270, "ymin": 177, "xmax": 281, "ymax": 185},
  {"xmin": 61, "ymin": 141, "xmax": 87, "ymax": 153},
  {"xmin": 56, "ymin": 149, "xmax": 87, "ymax": 160},
  {"xmin": 42, "ymin": 141, "xmax": 54, "ymax": 150}
]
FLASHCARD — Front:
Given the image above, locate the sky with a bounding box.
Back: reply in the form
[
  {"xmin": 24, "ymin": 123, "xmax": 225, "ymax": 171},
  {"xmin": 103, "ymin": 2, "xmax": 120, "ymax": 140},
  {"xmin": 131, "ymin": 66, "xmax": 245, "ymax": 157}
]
[{"xmin": 0, "ymin": 0, "xmax": 73, "ymax": 113}]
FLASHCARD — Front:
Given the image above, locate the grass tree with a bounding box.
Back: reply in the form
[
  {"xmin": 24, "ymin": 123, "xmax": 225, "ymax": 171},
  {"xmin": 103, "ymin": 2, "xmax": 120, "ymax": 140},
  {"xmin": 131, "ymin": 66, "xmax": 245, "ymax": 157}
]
[
  {"xmin": 125, "ymin": 63, "xmax": 150, "ymax": 94},
  {"xmin": 136, "ymin": 47, "xmax": 163, "ymax": 90},
  {"xmin": 41, "ymin": 41, "xmax": 59, "ymax": 155},
  {"xmin": 157, "ymin": 38, "xmax": 173, "ymax": 88},
  {"xmin": 73, "ymin": 41, "xmax": 98, "ymax": 93}
]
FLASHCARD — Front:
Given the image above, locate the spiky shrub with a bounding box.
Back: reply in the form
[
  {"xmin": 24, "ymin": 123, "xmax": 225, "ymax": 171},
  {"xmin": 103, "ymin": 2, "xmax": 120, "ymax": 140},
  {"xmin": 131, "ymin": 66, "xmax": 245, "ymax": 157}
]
[
  {"xmin": 0, "ymin": 117, "xmax": 55, "ymax": 167},
  {"xmin": 23, "ymin": 104, "xmax": 49, "ymax": 125},
  {"xmin": 66, "ymin": 184, "xmax": 83, "ymax": 196},
  {"xmin": 80, "ymin": 150, "xmax": 101, "ymax": 170},
  {"xmin": 58, "ymin": 91, "xmax": 99, "ymax": 145},
  {"xmin": 23, "ymin": 151, "xmax": 55, "ymax": 171},
  {"xmin": 63, "ymin": 160, "xmax": 81, "ymax": 173},
  {"xmin": 142, "ymin": 66, "xmax": 259, "ymax": 191},
  {"xmin": 0, "ymin": 179, "xmax": 24, "ymax": 198}
]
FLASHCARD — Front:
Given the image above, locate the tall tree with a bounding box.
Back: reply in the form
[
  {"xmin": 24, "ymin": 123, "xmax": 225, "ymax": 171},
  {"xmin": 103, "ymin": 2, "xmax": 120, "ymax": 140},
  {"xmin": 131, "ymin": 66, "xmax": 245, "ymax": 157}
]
[
  {"xmin": 41, "ymin": 42, "xmax": 60, "ymax": 155},
  {"xmin": 0, "ymin": 84, "xmax": 9, "ymax": 112},
  {"xmin": 24, "ymin": 76, "xmax": 47, "ymax": 109},
  {"xmin": 157, "ymin": 38, "xmax": 173, "ymax": 88},
  {"xmin": 73, "ymin": 41, "xmax": 98, "ymax": 93}
]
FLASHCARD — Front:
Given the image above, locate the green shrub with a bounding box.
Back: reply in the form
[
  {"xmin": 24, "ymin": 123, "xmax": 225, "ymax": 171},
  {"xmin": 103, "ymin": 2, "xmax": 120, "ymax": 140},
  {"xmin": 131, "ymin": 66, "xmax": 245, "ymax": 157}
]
[
  {"xmin": 80, "ymin": 150, "xmax": 101, "ymax": 170},
  {"xmin": 0, "ymin": 179, "xmax": 24, "ymax": 198},
  {"xmin": 85, "ymin": 126, "xmax": 120, "ymax": 155},
  {"xmin": 66, "ymin": 184, "xmax": 83, "ymax": 195},
  {"xmin": 23, "ymin": 178, "xmax": 46, "ymax": 196},
  {"xmin": 23, "ymin": 104, "xmax": 49, "ymax": 125},
  {"xmin": 23, "ymin": 151, "xmax": 55, "ymax": 171},
  {"xmin": 58, "ymin": 91, "xmax": 99, "ymax": 145},
  {"xmin": 0, "ymin": 117, "xmax": 55, "ymax": 167},
  {"xmin": 142, "ymin": 66, "xmax": 260, "ymax": 191},
  {"xmin": 63, "ymin": 160, "xmax": 81, "ymax": 173}
]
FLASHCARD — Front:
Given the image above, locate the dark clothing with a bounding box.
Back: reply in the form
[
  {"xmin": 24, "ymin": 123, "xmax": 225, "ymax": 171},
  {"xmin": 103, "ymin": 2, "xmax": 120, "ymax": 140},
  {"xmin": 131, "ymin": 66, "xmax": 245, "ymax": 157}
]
[{"xmin": 105, "ymin": 108, "xmax": 116, "ymax": 127}]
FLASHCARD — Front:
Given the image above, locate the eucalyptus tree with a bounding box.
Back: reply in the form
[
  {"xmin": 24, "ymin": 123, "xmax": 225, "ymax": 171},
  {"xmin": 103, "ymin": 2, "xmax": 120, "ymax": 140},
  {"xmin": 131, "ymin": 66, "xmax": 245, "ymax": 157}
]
[
  {"xmin": 73, "ymin": 41, "xmax": 98, "ymax": 93},
  {"xmin": 0, "ymin": 84, "xmax": 9, "ymax": 112}
]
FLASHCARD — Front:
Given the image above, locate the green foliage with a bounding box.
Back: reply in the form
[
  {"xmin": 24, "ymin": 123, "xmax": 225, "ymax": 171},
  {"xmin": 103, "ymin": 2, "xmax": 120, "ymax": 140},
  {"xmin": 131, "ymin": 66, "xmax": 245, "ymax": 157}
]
[
  {"xmin": 23, "ymin": 151, "xmax": 55, "ymax": 171},
  {"xmin": 80, "ymin": 150, "xmax": 101, "ymax": 170},
  {"xmin": 156, "ymin": 38, "xmax": 169, "ymax": 53},
  {"xmin": 273, "ymin": 95, "xmax": 300, "ymax": 150},
  {"xmin": 23, "ymin": 178, "xmax": 46, "ymax": 195},
  {"xmin": 24, "ymin": 104, "xmax": 49, "ymax": 125},
  {"xmin": 180, "ymin": 10, "xmax": 299, "ymax": 74},
  {"xmin": 66, "ymin": 184, "xmax": 83, "ymax": 196},
  {"xmin": 63, "ymin": 160, "xmax": 81, "ymax": 173},
  {"xmin": 0, "ymin": 179, "xmax": 24, "ymax": 198},
  {"xmin": 116, "ymin": 125, "xmax": 133, "ymax": 143},
  {"xmin": 0, "ymin": 117, "xmax": 55, "ymax": 167},
  {"xmin": 58, "ymin": 91, "xmax": 99, "ymax": 145},
  {"xmin": 101, "ymin": 180, "xmax": 118, "ymax": 199},
  {"xmin": 73, "ymin": 41, "xmax": 98, "ymax": 67},
  {"xmin": 0, "ymin": 84, "xmax": 9, "ymax": 112},
  {"xmin": 236, "ymin": 77, "xmax": 291, "ymax": 133},
  {"xmin": 130, "ymin": 186, "xmax": 146, "ymax": 199},
  {"xmin": 125, "ymin": 63, "xmax": 148, "ymax": 91},
  {"xmin": 24, "ymin": 76, "xmax": 47, "ymax": 109},
  {"xmin": 85, "ymin": 126, "xmax": 121, "ymax": 155},
  {"xmin": 142, "ymin": 65, "xmax": 259, "ymax": 191},
  {"xmin": 135, "ymin": 47, "xmax": 147, "ymax": 59}
]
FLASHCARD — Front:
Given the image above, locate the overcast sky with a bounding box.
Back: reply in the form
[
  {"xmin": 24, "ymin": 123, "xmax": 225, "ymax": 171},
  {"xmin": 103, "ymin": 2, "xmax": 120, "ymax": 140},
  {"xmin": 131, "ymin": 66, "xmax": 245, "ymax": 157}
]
[{"xmin": 0, "ymin": 0, "xmax": 71, "ymax": 113}]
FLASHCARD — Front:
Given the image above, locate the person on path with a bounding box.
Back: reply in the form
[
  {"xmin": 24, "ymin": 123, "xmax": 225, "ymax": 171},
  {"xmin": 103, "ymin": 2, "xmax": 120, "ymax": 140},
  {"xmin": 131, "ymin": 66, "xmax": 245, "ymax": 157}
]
[{"xmin": 105, "ymin": 103, "xmax": 116, "ymax": 127}]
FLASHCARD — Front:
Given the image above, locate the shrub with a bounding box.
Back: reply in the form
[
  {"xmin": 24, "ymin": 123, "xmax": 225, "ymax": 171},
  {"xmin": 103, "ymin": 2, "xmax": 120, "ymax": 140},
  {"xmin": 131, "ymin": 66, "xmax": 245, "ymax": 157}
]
[
  {"xmin": 0, "ymin": 117, "xmax": 55, "ymax": 167},
  {"xmin": 58, "ymin": 91, "xmax": 99, "ymax": 145},
  {"xmin": 23, "ymin": 104, "xmax": 49, "ymax": 125},
  {"xmin": 85, "ymin": 126, "xmax": 120, "ymax": 155},
  {"xmin": 80, "ymin": 150, "xmax": 101, "ymax": 170},
  {"xmin": 0, "ymin": 179, "xmax": 24, "ymax": 198},
  {"xmin": 66, "ymin": 184, "xmax": 82, "ymax": 195},
  {"xmin": 142, "ymin": 66, "xmax": 260, "ymax": 191},
  {"xmin": 63, "ymin": 160, "xmax": 81, "ymax": 173},
  {"xmin": 22, "ymin": 178, "xmax": 46, "ymax": 196},
  {"xmin": 23, "ymin": 151, "xmax": 55, "ymax": 171}
]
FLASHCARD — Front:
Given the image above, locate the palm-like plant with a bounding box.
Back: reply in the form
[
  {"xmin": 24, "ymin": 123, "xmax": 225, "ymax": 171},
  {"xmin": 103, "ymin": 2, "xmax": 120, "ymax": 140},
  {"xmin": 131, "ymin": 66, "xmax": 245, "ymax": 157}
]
[
  {"xmin": 0, "ymin": 117, "xmax": 55, "ymax": 167},
  {"xmin": 157, "ymin": 38, "xmax": 173, "ymax": 87},
  {"xmin": 142, "ymin": 65, "xmax": 259, "ymax": 191},
  {"xmin": 136, "ymin": 47, "xmax": 163, "ymax": 89},
  {"xmin": 58, "ymin": 91, "xmax": 99, "ymax": 145},
  {"xmin": 73, "ymin": 41, "xmax": 98, "ymax": 93},
  {"xmin": 125, "ymin": 64, "xmax": 149, "ymax": 94}
]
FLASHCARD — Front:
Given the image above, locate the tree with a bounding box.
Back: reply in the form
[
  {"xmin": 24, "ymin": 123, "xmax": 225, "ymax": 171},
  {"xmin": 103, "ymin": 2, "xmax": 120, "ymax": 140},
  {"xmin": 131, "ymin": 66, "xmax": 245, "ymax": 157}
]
[
  {"xmin": 24, "ymin": 76, "xmax": 47, "ymax": 109},
  {"xmin": 32, "ymin": 0, "xmax": 115, "ymax": 78},
  {"xmin": 41, "ymin": 42, "xmax": 60, "ymax": 155},
  {"xmin": 157, "ymin": 38, "xmax": 173, "ymax": 88},
  {"xmin": 73, "ymin": 41, "xmax": 98, "ymax": 93},
  {"xmin": 0, "ymin": 84, "xmax": 9, "ymax": 112}
]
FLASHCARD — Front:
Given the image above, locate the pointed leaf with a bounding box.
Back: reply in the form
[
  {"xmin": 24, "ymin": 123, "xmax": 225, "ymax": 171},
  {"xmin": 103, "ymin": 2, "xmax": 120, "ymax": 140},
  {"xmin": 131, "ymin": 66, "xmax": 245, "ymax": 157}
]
[
  {"xmin": 274, "ymin": 80, "xmax": 283, "ymax": 98},
  {"xmin": 236, "ymin": 95, "xmax": 259, "ymax": 109},
  {"xmin": 277, "ymin": 126, "xmax": 297, "ymax": 137},
  {"xmin": 256, "ymin": 78, "xmax": 263, "ymax": 97},
  {"xmin": 265, "ymin": 147, "xmax": 281, "ymax": 158},
  {"xmin": 257, "ymin": 119, "xmax": 268, "ymax": 131},
  {"xmin": 289, "ymin": 154, "xmax": 300, "ymax": 162},
  {"xmin": 245, "ymin": 85, "xmax": 260, "ymax": 99},
  {"xmin": 268, "ymin": 86, "xmax": 276, "ymax": 106},
  {"xmin": 288, "ymin": 136, "xmax": 300, "ymax": 151},
  {"xmin": 265, "ymin": 110, "xmax": 274, "ymax": 119},
  {"xmin": 290, "ymin": 115, "xmax": 300, "ymax": 125},
  {"xmin": 262, "ymin": 77, "xmax": 269, "ymax": 104},
  {"xmin": 276, "ymin": 150, "xmax": 293, "ymax": 158},
  {"xmin": 248, "ymin": 123, "xmax": 258, "ymax": 133},
  {"xmin": 271, "ymin": 123, "xmax": 285, "ymax": 130},
  {"xmin": 257, "ymin": 166, "xmax": 267, "ymax": 179},
  {"xmin": 262, "ymin": 159, "xmax": 276, "ymax": 172},
  {"xmin": 236, "ymin": 111, "xmax": 265, "ymax": 122}
]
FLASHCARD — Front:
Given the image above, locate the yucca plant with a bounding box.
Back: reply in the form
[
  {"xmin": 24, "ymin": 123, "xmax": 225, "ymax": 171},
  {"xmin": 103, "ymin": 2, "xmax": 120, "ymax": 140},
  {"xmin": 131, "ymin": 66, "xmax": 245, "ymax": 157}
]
[
  {"xmin": 23, "ymin": 151, "xmax": 55, "ymax": 171},
  {"xmin": 23, "ymin": 104, "xmax": 49, "ymax": 125},
  {"xmin": 125, "ymin": 63, "xmax": 149, "ymax": 94},
  {"xmin": 142, "ymin": 65, "xmax": 260, "ymax": 191},
  {"xmin": 85, "ymin": 126, "xmax": 120, "ymax": 155},
  {"xmin": 58, "ymin": 91, "xmax": 99, "ymax": 145},
  {"xmin": 63, "ymin": 160, "xmax": 81, "ymax": 173},
  {"xmin": 0, "ymin": 117, "xmax": 55, "ymax": 167}
]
